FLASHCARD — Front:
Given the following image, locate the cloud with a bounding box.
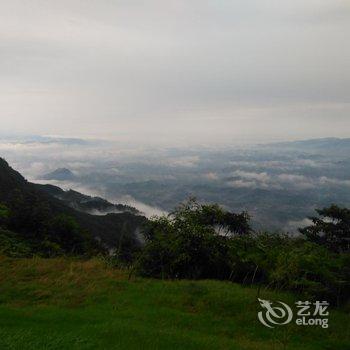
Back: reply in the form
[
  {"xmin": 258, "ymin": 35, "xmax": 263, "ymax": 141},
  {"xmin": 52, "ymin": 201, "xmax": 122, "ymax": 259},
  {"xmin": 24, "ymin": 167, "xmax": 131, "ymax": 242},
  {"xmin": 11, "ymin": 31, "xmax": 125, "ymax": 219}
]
[
  {"xmin": 319, "ymin": 176, "xmax": 350, "ymax": 187},
  {"xmin": 32, "ymin": 178, "xmax": 166, "ymax": 218},
  {"xmin": 167, "ymin": 156, "xmax": 200, "ymax": 168},
  {"xmin": 284, "ymin": 218, "xmax": 313, "ymax": 234},
  {"xmin": 227, "ymin": 170, "xmax": 350, "ymax": 191},
  {"xmin": 228, "ymin": 170, "xmax": 273, "ymax": 189},
  {"xmin": 293, "ymin": 159, "xmax": 319, "ymax": 167},
  {"xmin": 276, "ymin": 174, "xmax": 315, "ymax": 189},
  {"xmin": 22, "ymin": 161, "xmax": 48, "ymax": 178},
  {"xmin": 202, "ymin": 172, "xmax": 219, "ymax": 181},
  {"xmin": 227, "ymin": 179, "xmax": 258, "ymax": 189},
  {"xmin": 113, "ymin": 195, "xmax": 167, "ymax": 218},
  {"xmin": 284, "ymin": 0, "xmax": 350, "ymax": 24},
  {"xmin": 0, "ymin": 1, "xmax": 349, "ymax": 144},
  {"xmin": 232, "ymin": 170, "xmax": 271, "ymax": 182}
]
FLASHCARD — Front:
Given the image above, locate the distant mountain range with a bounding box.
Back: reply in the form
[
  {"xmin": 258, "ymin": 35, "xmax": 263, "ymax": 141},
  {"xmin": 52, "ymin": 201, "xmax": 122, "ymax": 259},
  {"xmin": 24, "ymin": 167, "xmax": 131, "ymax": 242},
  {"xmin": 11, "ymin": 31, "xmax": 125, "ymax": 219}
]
[
  {"xmin": 0, "ymin": 133, "xmax": 102, "ymax": 145},
  {"xmin": 265, "ymin": 137, "xmax": 350, "ymax": 151}
]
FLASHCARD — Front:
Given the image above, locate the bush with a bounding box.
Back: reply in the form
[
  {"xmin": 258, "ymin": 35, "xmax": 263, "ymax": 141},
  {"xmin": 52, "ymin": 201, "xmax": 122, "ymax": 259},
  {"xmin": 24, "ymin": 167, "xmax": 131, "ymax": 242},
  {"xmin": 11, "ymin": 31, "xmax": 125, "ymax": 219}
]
[
  {"xmin": 0, "ymin": 229, "xmax": 32, "ymax": 258},
  {"xmin": 137, "ymin": 200, "xmax": 250, "ymax": 279},
  {"xmin": 136, "ymin": 200, "xmax": 350, "ymax": 305},
  {"xmin": 0, "ymin": 203, "xmax": 9, "ymax": 226}
]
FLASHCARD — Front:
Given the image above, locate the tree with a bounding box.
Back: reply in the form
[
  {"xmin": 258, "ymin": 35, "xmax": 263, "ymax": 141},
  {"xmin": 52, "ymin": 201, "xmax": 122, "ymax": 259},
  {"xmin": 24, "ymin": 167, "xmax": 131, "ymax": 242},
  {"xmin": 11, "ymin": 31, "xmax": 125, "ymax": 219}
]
[
  {"xmin": 299, "ymin": 205, "xmax": 350, "ymax": 253},
  {"xmin": 47, "ymin": 214, "xmax": 87, "ymax": 255},
  {"xmin": 170, "ymin": 197, "xmax": 251, "ymax": 237},
  {"xmin": 0, "ymin": 203, "xmax": 9, "ymax": 226},
  {"xmin": 138, "ymin": 199, "xmax": 251, "ymax": 279}
]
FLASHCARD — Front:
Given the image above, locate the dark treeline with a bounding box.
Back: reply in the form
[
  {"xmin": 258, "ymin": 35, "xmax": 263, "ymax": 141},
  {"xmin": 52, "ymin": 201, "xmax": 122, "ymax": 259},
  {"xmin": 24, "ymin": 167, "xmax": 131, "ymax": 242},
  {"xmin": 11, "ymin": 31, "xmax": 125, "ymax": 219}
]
[
  {"xmin": 133, "ymin": 199, "xmax": 350, "ymax": 306},
  {"xmin": 1, "ymin": 196, "xmax": 349, "ymax": 306}
]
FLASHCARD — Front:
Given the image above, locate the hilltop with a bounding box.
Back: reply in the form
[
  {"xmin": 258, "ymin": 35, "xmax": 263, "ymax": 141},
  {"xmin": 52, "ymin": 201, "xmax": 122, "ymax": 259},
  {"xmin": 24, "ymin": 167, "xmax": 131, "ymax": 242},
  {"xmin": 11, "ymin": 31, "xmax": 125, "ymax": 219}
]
[{"xmin": 40, "ymin": 168, "xmax": 76, "ymax": 181}]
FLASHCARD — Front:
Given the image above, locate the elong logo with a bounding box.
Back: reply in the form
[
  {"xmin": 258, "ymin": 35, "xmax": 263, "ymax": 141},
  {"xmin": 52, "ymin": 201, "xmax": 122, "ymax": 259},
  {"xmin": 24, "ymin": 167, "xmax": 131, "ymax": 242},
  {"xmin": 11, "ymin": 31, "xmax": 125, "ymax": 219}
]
[
  {"xmin": 258, "ymin": 298, "xmax": 293, "ymax": 328},
  {"xmin": 257, "ymin": 298, "xmax": 329, "ymax": 329}
]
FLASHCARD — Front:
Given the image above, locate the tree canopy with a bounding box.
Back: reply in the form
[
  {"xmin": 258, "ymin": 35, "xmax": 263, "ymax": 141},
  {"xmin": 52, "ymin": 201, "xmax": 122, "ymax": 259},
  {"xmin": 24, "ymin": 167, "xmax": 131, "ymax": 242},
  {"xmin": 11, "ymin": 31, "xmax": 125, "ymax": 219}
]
[{"xmin": 299, "ymin": 204, "xmax": 350, "ymax": 253}]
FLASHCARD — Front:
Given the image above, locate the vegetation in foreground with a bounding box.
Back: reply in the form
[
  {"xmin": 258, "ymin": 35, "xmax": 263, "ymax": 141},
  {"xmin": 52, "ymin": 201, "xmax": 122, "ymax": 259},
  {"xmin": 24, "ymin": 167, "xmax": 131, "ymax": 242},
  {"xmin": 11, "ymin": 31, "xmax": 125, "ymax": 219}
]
[
  {"xmin": 0, "ymin": 158, "xmax": 349, "ymax": 308},
  {"xmin": 0, "ymin": 256, "xmax": 349, "ymax": 350},
  {"xmin": 0, "ymin": 158, "xmax": 349, "ymax": 348},
  {"xmin": 136, "ymin": 199, "xmax": 350, "ymax": 306}
]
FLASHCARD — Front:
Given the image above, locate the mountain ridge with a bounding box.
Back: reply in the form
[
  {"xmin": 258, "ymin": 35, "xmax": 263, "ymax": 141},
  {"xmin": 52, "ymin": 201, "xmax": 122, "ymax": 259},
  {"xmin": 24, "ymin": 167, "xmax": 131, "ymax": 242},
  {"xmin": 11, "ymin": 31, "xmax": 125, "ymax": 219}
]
[
  {"xmin": 41, "ymin": 168, "xmax": 76, "ymax": 181},
  {"xmin": 0, "ymin": 158, "xmax": 147, "ymax": 255}
]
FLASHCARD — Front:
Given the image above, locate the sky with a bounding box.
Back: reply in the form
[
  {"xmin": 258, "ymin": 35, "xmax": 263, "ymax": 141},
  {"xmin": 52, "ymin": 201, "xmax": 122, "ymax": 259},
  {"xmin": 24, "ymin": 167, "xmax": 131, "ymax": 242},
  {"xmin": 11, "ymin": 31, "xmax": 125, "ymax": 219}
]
[{"xmin": 0, "ymin": 0, "xmax": 349, "ymax": 145}]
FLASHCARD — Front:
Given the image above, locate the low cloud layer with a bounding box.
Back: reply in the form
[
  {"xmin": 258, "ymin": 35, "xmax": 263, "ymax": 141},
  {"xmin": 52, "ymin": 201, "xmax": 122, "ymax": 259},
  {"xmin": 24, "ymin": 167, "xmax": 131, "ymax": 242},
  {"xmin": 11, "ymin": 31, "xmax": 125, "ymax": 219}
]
[
  {"xmin": 32, "ymin": 178, "xmax": 166, "ymax": 218},
  {"xmin": 227, "ymin": 171, "xmax": 350, "ymax": 190},
  {"xmin": 2, "ymin": 135, "xmax": 350, "ymax": 232}
]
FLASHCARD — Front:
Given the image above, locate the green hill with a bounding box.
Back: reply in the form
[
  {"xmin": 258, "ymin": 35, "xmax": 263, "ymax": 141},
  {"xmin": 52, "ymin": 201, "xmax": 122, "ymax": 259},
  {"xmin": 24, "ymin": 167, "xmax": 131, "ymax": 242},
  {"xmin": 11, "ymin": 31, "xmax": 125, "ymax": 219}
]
[
  {"xmin": 0, "ymin": 256, "xmax": 348, "ymax": 350},
  {"xmin": 0, "ymin": 158, "xmax": 147, "ymax": 255}
]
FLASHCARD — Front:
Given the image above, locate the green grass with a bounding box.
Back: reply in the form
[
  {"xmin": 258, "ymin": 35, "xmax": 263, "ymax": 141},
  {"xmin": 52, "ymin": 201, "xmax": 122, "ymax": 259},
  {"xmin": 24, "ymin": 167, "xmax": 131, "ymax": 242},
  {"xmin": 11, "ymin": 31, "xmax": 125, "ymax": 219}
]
[{"xmin": 0, "ymin": 257, "xmax": 348, "ymax": 349}]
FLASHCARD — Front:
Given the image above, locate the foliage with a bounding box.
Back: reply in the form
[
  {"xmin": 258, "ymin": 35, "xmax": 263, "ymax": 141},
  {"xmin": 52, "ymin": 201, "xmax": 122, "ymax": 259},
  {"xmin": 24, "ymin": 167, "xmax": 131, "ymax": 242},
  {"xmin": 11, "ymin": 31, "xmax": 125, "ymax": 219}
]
[
  {"xmin": 169, "ymin": 198, "xmax": 251, "ymax": 236},
  {"xmin": 138, "ymin": 199, "xmax": 250, "ymax": 279},
  {"xmin": 0, "ymin": 203, "xmax": 9, "ymax": 220},
  {"xmin": 0, "ymin": 189, "xmax": 100, "ymax": 257},
  {"xmin": 137, "ymin": 200, "xmax": 350, "ymax": 305},
  {"xmin": 205, "ymin": 233, "xmax": 349, "ymax": 305},
  {"xmin": 0, "ymin": 229, "xmax": 32, "ymax": 258},
  {"xmin": 268, "ymin": 242, "xmax": 349, "ymax": 304},
  {"xmin": 47, "ymin": 214, "xmax": 88, "ymax": 255},
  {"xmin": 0, "ymin": 157, "xmax": 145, "ymax": 257},
  {"xmin": 0, "ymin": 203, "xmax": 10, "ymax": 230},
  {"xmin": 299, "ymin": 204, "xmax": 350, "ymax": 253}
]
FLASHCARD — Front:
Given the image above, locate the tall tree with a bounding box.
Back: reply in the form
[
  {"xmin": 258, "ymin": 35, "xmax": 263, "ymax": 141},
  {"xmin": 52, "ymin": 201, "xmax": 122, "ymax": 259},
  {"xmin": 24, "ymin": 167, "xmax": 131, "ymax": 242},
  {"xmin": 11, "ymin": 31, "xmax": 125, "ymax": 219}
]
[{"xmin": 299, "ymin": 205, "xmax": 350, "ymax": 253}]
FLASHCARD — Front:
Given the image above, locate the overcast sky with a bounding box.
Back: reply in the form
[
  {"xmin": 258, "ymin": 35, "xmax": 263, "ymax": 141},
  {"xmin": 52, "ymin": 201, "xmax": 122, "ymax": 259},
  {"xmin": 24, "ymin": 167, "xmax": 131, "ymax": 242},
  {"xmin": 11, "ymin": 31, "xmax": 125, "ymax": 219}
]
[{"xmin": 0, "ymin": 0, "xmax": 349, "ymax": 144}]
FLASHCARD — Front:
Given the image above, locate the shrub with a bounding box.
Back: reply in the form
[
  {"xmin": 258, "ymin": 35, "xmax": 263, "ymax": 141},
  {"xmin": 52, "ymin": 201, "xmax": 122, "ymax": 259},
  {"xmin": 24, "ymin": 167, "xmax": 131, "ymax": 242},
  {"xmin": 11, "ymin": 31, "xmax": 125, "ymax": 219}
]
[
  {"xmin": 137, "ymin": 199, "xmax": 250, "ymax": 279},
  {"xmin": 137, "ymin": 200, "xmax": 350, "ymax": 305}
]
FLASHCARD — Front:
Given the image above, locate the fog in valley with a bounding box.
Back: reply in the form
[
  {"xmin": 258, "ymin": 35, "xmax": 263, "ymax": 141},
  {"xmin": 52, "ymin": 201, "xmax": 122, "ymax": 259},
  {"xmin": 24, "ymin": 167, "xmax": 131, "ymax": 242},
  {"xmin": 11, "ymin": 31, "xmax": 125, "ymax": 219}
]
[{"xmin": 1, "ymin": 134, "xmax": 349, "ymax": 232}]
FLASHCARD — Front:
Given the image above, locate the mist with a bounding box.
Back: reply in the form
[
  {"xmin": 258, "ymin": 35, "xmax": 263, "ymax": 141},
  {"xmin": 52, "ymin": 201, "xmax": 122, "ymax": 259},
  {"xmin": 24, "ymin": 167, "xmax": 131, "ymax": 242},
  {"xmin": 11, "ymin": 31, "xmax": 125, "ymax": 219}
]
[{"xmin": 0, "ymin": 1, "xmax": 349, "ymax": 144}]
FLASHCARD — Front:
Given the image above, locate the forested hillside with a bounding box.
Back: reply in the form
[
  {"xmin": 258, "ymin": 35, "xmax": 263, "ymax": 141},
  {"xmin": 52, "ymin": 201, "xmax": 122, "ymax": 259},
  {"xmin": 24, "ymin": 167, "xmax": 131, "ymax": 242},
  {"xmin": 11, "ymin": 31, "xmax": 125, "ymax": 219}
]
[{"xmin": 0, "ymin": 158, "xmax": 146, "ymax": 256}]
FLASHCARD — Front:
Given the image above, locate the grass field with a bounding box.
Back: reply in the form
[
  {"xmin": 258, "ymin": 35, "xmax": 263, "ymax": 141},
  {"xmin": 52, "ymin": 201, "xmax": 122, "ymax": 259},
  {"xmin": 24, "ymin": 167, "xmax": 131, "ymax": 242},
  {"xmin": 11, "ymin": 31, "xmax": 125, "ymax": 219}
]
[{"xmin": 0, "ymin": 256, "xmax": 348, "ymax": 349}]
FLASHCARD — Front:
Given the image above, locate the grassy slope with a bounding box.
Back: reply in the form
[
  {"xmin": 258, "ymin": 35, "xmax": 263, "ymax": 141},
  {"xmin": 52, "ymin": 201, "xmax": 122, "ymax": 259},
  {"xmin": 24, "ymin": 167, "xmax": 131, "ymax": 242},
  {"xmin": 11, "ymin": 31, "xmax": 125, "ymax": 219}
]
[{"xmin": 0, "ymin": 257, "xmax": 348, "ymax": 350}]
